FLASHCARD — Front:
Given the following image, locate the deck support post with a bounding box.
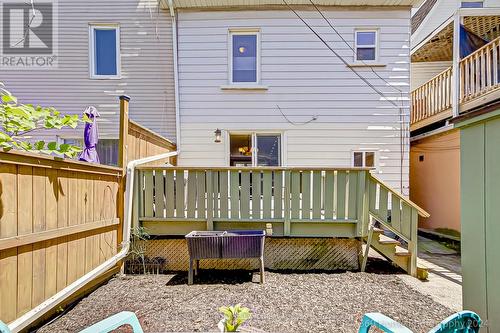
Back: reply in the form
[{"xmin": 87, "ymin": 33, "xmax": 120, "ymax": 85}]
[{"xmin": 361, "ymin": 218, "xmax": 374, "ymax": 272}]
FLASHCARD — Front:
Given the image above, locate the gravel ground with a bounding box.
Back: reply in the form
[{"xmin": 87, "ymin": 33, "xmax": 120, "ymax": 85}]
[{"xmin": 38, "ymin": 262, "xmax": 453, "ymax": 333}]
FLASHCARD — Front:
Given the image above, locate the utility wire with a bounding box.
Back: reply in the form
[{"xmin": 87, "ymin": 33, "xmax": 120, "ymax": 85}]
[
  {"xmin": 12, "ymin": 0, "xmax": 36, "ymax": 47},
  {"xmin": 308, "ymin": 0, "xmax": 404, "ymax": 94},
  {"xmin": 284, "ymin": 0, "xmax": 409, "ymax": 192},
  {"xmin": 282, "ymin": 0, "xmax": 402, "ymax": 110},
  {"xmin": 276, "ymin": 105, "xmax": 318, "ymax": 125}
]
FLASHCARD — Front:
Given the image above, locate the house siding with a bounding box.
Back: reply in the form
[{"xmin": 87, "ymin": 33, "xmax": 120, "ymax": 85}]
[
  {"xmin": 410, "ymin": 61, "xmax": 452, "ymax": 90},
  {"xmin": 0, "ymin": 0, "xmax": 176, "ymax": 142},
  {"xmin": 176, "ymin": 8, "xmax": 411, "ymax": 192}
]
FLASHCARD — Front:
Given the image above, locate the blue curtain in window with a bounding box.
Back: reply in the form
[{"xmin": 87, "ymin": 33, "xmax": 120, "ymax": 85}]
[{"xmin": 95, "ymin": 29, "xmax": 117, "ymax": 75}]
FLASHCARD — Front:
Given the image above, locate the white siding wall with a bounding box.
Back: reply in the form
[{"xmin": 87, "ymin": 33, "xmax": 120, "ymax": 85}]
[
  {"xmin": 410, "ymin": 61, "xmax": 452, "ymax": 89},
  {"xmin": 177, "ymin": 8, "xmax": 411, "ymax": 192},
  {"xmin": 0, "ymin": 0, "xmax": 176, "ymax": 141}
]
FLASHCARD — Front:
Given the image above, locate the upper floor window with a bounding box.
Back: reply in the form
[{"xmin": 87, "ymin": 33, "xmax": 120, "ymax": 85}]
[
  {"xmin": 230, "ymin": 30, "xmax": 259, "ymax": 84},
  {"xmin": 461, "ymin": 1, "xmax": 483, "ymax": 7},
  {"xmin": 89, "ymin": 25, "xmax": 120, "ymax": 79},
  {"xmin": 355, "ymin": 30, "xmax": 378, "ymax": 62}
]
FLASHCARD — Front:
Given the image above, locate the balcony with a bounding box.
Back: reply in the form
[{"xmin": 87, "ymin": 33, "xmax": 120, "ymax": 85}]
[{"xmin": 411, "ymin": 36, "xmax": 500, "ymax": 131}]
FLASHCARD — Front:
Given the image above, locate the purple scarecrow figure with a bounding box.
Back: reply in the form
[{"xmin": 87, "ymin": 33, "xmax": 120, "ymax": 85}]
[{"xmin": 79, "ymin": 106, "xmax": 100, "ymax": 163}]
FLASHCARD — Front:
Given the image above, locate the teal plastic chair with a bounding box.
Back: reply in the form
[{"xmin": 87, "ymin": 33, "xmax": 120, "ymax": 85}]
[
  {"xmin": 358, "ymin": 311, "xmax": 481, "ymax": 333},
  {"xmin": 79, "ymin": 311, "xmax": 144, "ymax": 333},
  {"xmin": 0, "ymin": 320, "xmax": 10, "ymax": 333}
]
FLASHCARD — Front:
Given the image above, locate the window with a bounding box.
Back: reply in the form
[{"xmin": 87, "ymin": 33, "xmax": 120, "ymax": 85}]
[
  {"xmin": 230, "ymin": 30, "xmax": 259, "ymax": 84},
  {"xmin": 90, "ymin": 25, "xmax": 120, "ymax": 78},
  {"xmin": 355, "ymin": 30, "xmax": 378, "ymax": 62},
  {"xmin": 63, "ymin": 138, "xmax": 119, "ymax": 166},
  {"xmin": 353, "ymin": 151, "xmax": 375, "ymax": 168},
  {"xmin": 229, "ymin": 133, "xmax": 281, "ymax": 166},
  {"xmin": 461, "ymin": 1, "xmax": 483, "ymax": 7}
]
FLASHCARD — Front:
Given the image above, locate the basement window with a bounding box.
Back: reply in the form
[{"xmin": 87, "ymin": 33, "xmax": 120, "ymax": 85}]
[
  {"xmin": 355, "ymin": 30, "xmax": 378, "ymax": 62},
  {"xmin": 353, "ymin": 151, "xmax": 375, "ymax": 168}
]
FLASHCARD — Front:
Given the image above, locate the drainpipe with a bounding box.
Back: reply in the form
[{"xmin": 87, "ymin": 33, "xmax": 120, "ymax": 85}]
[
  {"xmin": 168, "ymin": 0, "xmax": 181, "ymax": 152},
  {"xmin": 7, "ymin": 151, "xmax": 178, "ymax": 333}
]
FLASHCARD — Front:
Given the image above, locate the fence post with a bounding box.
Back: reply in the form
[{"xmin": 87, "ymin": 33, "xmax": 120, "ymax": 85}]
[
  {"xmin": 118, "ymin": 95, "xmax": 130, "ymax": 170},
  {"xmin": 284, "ymin": 170, "xmax": 291, "ymax": 236}
]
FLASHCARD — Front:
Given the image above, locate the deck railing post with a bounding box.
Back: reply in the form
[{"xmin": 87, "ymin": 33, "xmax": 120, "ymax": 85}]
[
  {"xmin": 408, "ymin": 209, "xmax": 419, "ymax": 276},
  {"xmin": 356, "ymin": 171, "xmax": 369, "ymax": 237},
  {"xmin": 206, "ymin": 170, "xmax": 214, "ymax": 231},
  {"xmin": 284, "ymin": 170, "xmax": 291, "ymax": 236}
]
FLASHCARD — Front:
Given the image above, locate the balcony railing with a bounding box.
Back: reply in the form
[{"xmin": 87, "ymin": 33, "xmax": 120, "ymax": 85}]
[
  {"xmin": 460, "ymin": 36, "xmax": 500, "ymax": 102},
  {"xmin": 411, "ymin": 36, "xmax": 500, "ymax": 130}
]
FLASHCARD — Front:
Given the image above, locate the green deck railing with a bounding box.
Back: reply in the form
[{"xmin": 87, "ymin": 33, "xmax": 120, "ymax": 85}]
[{"xmin": 133, "ymin": 166, "xmax": 427, "ymax": 242}]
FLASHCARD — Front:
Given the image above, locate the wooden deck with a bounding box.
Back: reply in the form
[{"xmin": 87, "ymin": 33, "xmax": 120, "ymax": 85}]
[
  {"xmin": 411, "ymin": 37, "xmax": 500, "ymax": 131},
  {"xmin": 133, "ymin": 166, "xmax": 428, "ymax": 276}
]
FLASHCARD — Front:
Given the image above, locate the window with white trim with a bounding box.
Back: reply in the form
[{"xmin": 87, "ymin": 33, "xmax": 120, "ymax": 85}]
[
  {"xmin": 461, "ymin": 1, "xmax": 483, "ymax": 7},
  {"xmin": 355, "ymin": 30, "xmax": 378, "ymax": 62},
  {"xmin": 353, "ymin": 151, "xmax": 375, "ymax": 168},
  {"xmin": 229, "ymin": 30, "xmax": 259, "ymax": 84},
  {"xmin": 89, "ymin": 25, "xmax": 120, "ymax": 79}
]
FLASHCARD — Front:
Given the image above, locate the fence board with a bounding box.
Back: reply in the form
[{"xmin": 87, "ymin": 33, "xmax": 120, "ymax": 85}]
[{"xmin": 336, "ymin": 171, "xmax": 347, "ymax": 219}]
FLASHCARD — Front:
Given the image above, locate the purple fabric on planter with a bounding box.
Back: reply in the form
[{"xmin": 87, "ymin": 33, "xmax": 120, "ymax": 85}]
[{"xmin": 79, "ymin": 106, "xmax": 100, "ymax": 163}]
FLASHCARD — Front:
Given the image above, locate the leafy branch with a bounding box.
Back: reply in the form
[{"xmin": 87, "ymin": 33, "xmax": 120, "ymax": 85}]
[{"xmin": 0, "ymin": 83, "xmax": 90, "ymax": 157}]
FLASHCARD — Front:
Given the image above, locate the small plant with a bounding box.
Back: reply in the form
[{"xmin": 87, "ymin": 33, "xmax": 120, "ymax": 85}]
[
  {"xmin": 218, "ymin": 304, "xmax": 251, "ymax": 332},
  {"xmin": 0, "ymin": 83, "xmax": 89, "ymax": 157},
  {"xmin": 126, "ymin": 226, "xmax": 150, "ymax": 274}
]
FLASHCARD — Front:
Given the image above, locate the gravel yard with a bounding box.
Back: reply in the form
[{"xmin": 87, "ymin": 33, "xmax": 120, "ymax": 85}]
[{"xmin": 39, "ymin": 261, "xmax": 454, "ymax": 333}]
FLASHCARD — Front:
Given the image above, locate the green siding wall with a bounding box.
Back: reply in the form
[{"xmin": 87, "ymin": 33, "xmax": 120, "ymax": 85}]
[{"xmin": 460, "ymin": 113, "xmax": 500, "ymax": 333}]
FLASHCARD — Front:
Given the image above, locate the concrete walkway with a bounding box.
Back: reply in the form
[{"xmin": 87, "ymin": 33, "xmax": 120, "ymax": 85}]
[{"xmin": 368, "ymin": 236, "xmax": 463, "ymax": 312}]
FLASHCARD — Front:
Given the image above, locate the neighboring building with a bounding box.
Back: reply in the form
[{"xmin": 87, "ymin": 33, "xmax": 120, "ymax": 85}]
[
  {"xmin": 167, "ymin": 0, "xmax": 422, "ymax": 194},
  {"xmin": 0, "ymin": 0, "xmax": 177, "ymax": 165},
  {"xmin": 458, "ymin": 104, "xmax": 500, "ymax": 333},
  {"xmin": 409, "ymin": 0, "xmax": 500, "ymax": 233}
]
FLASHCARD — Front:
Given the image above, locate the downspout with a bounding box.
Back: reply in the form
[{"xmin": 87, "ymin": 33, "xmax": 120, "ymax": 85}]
[
  {"xmin": 168, "ymin": 0, "xmax": 181, "ymax": 150},
  {"xmin": 7, "ymin": 151, "xmax": 178, "ymax": 333}
]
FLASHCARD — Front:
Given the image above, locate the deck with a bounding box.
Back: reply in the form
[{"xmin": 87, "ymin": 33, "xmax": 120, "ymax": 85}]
[{"xmin": 133, "ymin": 166, "xmax": 428, "ymax": 275}]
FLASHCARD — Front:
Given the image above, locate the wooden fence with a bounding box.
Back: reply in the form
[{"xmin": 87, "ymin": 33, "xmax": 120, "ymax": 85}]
[
  {"xmin": 0, "ymin": 95, "xmax": 176, "ymax": 327},
  {"xmin": 0, "ymin": 151, "xmax": 122, "ymax": 324}
]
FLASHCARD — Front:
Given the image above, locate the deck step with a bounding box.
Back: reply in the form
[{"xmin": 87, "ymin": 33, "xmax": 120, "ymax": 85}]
[
  {"xmin": 394, "ymin": 246, "xmax": 411, "ymax": 257},
  {"xmin": 372, "ymin": 227, "xmax": 384, "ymax": 234},
  {"xmin": 377, "ymin": 234, "xmax": 401, "ymax": 245}
]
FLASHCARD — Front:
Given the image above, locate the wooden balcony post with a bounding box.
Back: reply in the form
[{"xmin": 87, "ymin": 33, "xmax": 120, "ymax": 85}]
[
  {"xmin": 451, "ymin": 12, "xmax": 462, "ymax": 117},
  {"xmin": 119, "ymin": 95, "xmax": 130, "ymax": 170}
]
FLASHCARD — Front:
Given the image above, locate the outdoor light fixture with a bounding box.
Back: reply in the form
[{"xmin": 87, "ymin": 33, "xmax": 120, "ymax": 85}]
[{"xmin": 214, "ymin": 129, "xmax": 222, "ymax": 143}]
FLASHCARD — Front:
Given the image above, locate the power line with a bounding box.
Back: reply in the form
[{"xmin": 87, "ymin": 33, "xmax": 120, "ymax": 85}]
[
  {"xmin": 308, "ymin": 0, "xmax": 404, "ymax": 94},
  {"xmin": 276, "ymin": 105, "xmax": 318, "ymax": 125},
  {"xmin": 282, "ymin": 0, "xmax": 403, "ymax": 110}
]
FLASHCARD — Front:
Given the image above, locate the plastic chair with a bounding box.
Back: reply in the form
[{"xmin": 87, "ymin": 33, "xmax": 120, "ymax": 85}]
[
  {"xmin": 79, "ymin": 311, "xmax": 144, "ymax": 333},
  {"xmin": 0, "ymin": 320, "xmax": 10, "ymax": 333},
  {"xmin": 358, "ymin": 311, "xmax": 481, "ymax": 333}
]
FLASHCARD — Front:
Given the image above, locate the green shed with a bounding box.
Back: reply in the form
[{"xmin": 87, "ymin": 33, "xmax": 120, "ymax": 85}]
[{"xmin": 457, "ymin": 106, "xmax": 500, "ymax": 333}]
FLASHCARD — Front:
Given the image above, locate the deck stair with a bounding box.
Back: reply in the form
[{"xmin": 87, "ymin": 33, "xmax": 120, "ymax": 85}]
[{"xmin": 366, "ymin": 227, "xmax": 428, "ymax": 279}]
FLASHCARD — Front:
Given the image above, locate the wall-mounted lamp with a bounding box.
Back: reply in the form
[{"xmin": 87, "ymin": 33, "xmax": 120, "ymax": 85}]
[{"xmin": 214, "ymin": 128, "xmax": 222, "ymax": 143}]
